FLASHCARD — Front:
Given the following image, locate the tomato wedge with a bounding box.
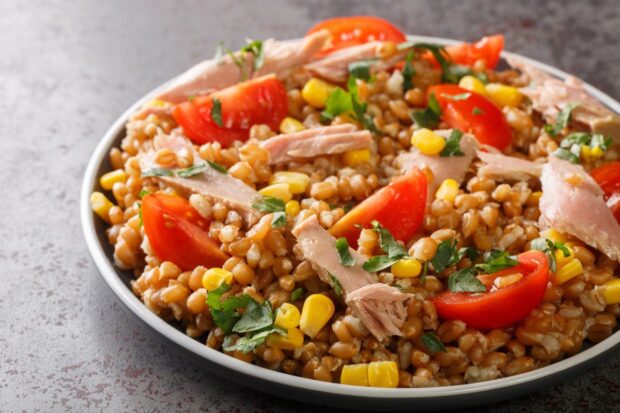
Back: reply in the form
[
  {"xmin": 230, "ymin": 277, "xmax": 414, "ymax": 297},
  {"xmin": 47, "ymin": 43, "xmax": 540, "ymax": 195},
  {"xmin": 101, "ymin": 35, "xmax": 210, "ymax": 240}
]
[
  {"xmin": 591, "ymin": 162, "xmax": 620, "ymax": 223},
  {"xmin": 428, "ymin": 84, "xmax": 513, "ymax": 150},
  {"xmin": 434, "ymin": 250, "xmax": 550, "ymax": 330},
  {"xmin": 142, "ymin": 194, "xmax": 228, "ymax": 271},
  {"xmin": 424, "ymin": 34, "xmax": 504, "ymax": 70},
  {"xmin": 306, "ymin": 16, "xmax": 406, "ymax": 56},
  {"xmin": 172, "ymin": 74, "xmax": 288, "ymax": 147},
  {"xmin": 329, "ymin": 168, "xmax": 427, "ymax": 247}
]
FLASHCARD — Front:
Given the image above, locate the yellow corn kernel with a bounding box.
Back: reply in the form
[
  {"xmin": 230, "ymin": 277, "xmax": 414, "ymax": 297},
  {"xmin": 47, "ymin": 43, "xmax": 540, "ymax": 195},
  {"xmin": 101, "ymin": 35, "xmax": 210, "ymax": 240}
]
[
  {"xmin": 99, "ymin": 169, "xmax": 127, "ymax": 191},
  {"xmin": 340, "ymin": 364, "xmax": 369, "ymax": 387},
  {"xmin": 259, "ymin": 183, "xmax": 293, "ymax": 202},
  {"xmin": 275, "ymin": 303, "xmax": 301, "ymax": 329},
  {"xmin": 90, "ymin": 192, "xmax": 114, "ymax": 223},
  {"xmin": 553, "ymin": 258, "xmax": 584, "ymax": 285},
  {"xmin": 367, "ymin": 361, "xmax": 399, "ymax": 388},
  {"xmin": 299, "ymin": 294, "xmax": 335, "ymax": 338},
  {"xmin": 342, "ymin": 149, "xmax": 371, "ymax": 167},
  {"xmin": 279, "ymin": 117, "xmax": 306, "ymax": 134},
  {"xmin": 285, "ymin": 200, "xmax": 300, "ymax": 217},
  {"xmin": 435, "ymin": 178, "xmax": 459, "ymax": 203},
  {"xmin": 266, "ymin": 327, "xmax": 304, "ymax": 350},
  {"xmin": 554, "ymin": 245, "xmax": 575, "ymax": 270},
  {"xmin": 458, "ymin": 75, "xmax": 487, "ymax": 95},
  {"xmin": 270, "ymin": 171, "xmax": 310, "ymax": 194},
  {"xmin": 485, "ymin": 83, "xmax": 524, "ymax": 107},
  {"xmin": 601, "ymin": 279, "xmax": 620, "ymax": 304},
  {"xmin": 411, "ymin": 128, "xmax": 446, "ymax": 156},
  {"xmin": 145, "ymin": 99, "xmax": 168, "ymax": 108},
  {"xmin": 541, "ymin": 229, "xmax": 567, "ymax": 243},
  {"xmin": 391, "ymin": 258, "xmax": 422, "ymax": 278},
  {"xmin": 301, "ymin": 78, "xmax": 335, "ymax": 108},
  {"xmin": 202, "ymin": 268, "xmax": 233, "ymax": 291},
  {"xmin": 581, "ymin": 145, "xmax": 604, "ymax": 163}
]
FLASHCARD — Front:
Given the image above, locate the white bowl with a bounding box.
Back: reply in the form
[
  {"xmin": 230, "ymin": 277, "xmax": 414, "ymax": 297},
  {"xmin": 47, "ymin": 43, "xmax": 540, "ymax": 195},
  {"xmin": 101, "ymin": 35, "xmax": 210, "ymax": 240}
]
[{"xmin": 81, "ymin": 35, "xmax": 620, "ymax": 411}]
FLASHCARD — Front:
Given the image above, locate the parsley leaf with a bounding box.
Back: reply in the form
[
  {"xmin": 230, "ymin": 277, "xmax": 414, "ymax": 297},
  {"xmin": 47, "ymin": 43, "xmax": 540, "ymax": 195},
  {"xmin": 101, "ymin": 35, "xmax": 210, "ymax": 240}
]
[
  {"xmin": 348, "ymin": 76, "xmax": 381, "ymax": 135},
  {"xmin": 240, "ymin": 39, "xmax": 264, "ymax": 70},
  {"xmin": 336, "ymin": 237, "xmax": 355, "ymax": 267},
  {"xmin": 206, "ymin": 160, "xmax": 227, "ymax": 174},
  {"xmin": 448, "ymin": 267, "xmax": 487, "ymax": 293},
  {"xmin": 553, "ymin": 132, "xmax": 612, "ymax": 164},
  {"xmin": 233, "ymin": 299, "xmax": 274, "ymax": 333},
  {"xmin": 271, "ymin": 211, "xmax": 287, "ymax": 228},
  {"xmin": 222, "ymin": 326, "xmax": 286, "ymax": 353},
  {"xmin": 177, "ymin": 162, "xmax": 208, "ymax": 178},
  {"xmin": 545, "ymin": 102, "xmax": 578, "ymax": 137},
  {"xmin": 552, "ymin": 148, "xmax": 580, "ymax": 164},
  {"xmin": 372, "ymin": 221, "xmax": 407, "ymax": 257},
  {"xmin": 472, "ymin": 107, "xmax": 484, "ymax": 115},
  {"xmin": 363, "ymin": 255, "xmax": 402, "ymax": 272},
  {"xmin": 475, "ymin": 250, "xmax": 519, "ymax": 274},
  {"xmin": 411, "ymin": 92, "xmax": 441, "ymax": 128},
  {"xmin": 458, "ymin": 246, "xmax": 480, "ymax": 261},
  {"xmin": 330, "ymin": 274, "xmax": 344, "ymax": 299},
  {"xmin": 420, "ymin": 261, "xmax": 429, "ymax": 284},
  {"xmin": 141, "ymin": 167, "xmax": 173, "ymax": 178},
  {"xmin": 442, "ymin": 64, "xmax": 475, "ymax": 84},
  {"xmin": 531, "ymin": 238, "xmax": 570, "ymax": 273},
  {"xmin": 252, "ymin": 196, "xmax": 285, "ymax": 213},
  {"xmin": 402, "ymin": 50, "xmax": 415, "ymax": 93},
  {"xmin": 440, "ymin": 129, "xmax": 465, "ymax": 157},
  {"xmin": 430, "ymin": 240, "xmax": 460, "ymax": 273},
  {"xmin": 207, "ymin": 284, "xmax": 250, "ymax": 333},
  {"xmin": 321, "ymin": 87, "xmax": 352, "ymax": 121},
  {"xmin": 139, "ymin": 189, "xmax": 150, "ymax": 198},
  {"xmin": 421, "ymin": 332, "xmax": 446, "ymax": 353},
  {"xmin": 348, "ymin": 59, "xmax": 377, "ymax": 82},
  {"xmin": 290, "ymin": 287, "xmax": 304, "ymax": 302},
  {"xmin": 211, "ymin": 97, "xmax": 223, "ymax": 127}
]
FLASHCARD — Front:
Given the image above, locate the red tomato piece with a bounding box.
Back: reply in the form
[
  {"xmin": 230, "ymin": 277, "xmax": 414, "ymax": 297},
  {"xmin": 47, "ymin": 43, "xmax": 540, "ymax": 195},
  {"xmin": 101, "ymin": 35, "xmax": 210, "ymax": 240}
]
[
  {"xmin": 142, "ymin": 194, "xmax": 228, "ymax": 271},
  {"xmin": 329, "ymin": 168, "xmax": 427, "ymax": 247},
  {"xmin": 434, "ymin": 250, "xmax": 550, "ymax": 330},
  {"xmin": 428, "ymin": 84, "xmax": 513, "ymax": 150},
  {"xmin": 591, "ymin": 161, "xmax": 620, "ymax": 222},
  {"xmin": 172, "ymin": 74, "xmax": 288, "ymax": 147},
  {"xmin": 425, "ymin": 34, "xmax": 504, "ymax": 70},
  {"xmin": 306, "ymin": 16, "xmax": 406, "ymax": 56}
]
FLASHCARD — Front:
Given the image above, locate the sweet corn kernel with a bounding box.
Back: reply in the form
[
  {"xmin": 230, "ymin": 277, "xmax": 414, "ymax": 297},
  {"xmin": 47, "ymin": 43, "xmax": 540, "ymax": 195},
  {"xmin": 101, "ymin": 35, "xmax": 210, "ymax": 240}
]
[
  {"xmin": 90, "ymin": 192, "xmax": 114, "ymax": 223},
  {"xmin": 270, "ymin": 171, "xmax": 310, "ymax": 194},
  {"xmin": 342, "ymin": 149, "xmax": 371, "ymax": 167},
  {"xmin": 259, "ymin": 183, "xmax": 293, "ymax": 202},
  {"xmin": 554, "ymin": 245, "xmax": 575, "ymax": 270},
  {"xmin": 391, "ymin": 258, "xmax": 422, "ymax": 278},
  {"xmin": 458, "ymin": 75, "xmax": 486, "ymax": 95},
  {"xmin": 553, "ymin": 258, "xmax": 583, "ymax": 285},
  {"xmin": 266, "ymin": 328, "xmax": 304, "ymax": 350},
  {"xmin": 340, "ymin": 364, "xmax": 369, "ymax": 387},
  {"xmin": 275, "ymin": 303, "xmax": 301, "ymax": 329},
  {"xmin": 411, "ymin": 128, "xmax": 446, "ymax": 156},
  {"xmin": 285, "ymin": 200, "xmax": 301, "ymax": 217},
  {"xmin": 435, "ymin": 179, "xmax": 459, "ymax": 203},
  {"xmin": 602, "ymin": 279, "xmax": 620, "ymax": 304},
  {"xmin": 99, "ymin": 169, "xmax": 127, "ymax": 191},
  {"xmin": 581, "ymin": 145, "xmax": 604, "ymax": 163},
  {"xmin": 301, "ymin": 78, "xmax": 335, "ymax": 108},
  {"xmin": 541, "ymin": 229, "xmax": 567, "ymax": 243},
  {"xmin": 279, "ymin": 117, "xmax": 306, "ymax": 134},
  {"xmin": 202, "ymin": 268, "xmax": 233, "ymax": 291},
  {"xmin": 145, "ymin": 99, "xmax": 168, "ymax": 108},
  {"xmin": 367, "ymin": 361, "xmax": 399, "ymax": 388},
  {"xmin": 485, "ymin": 83, "xmax": 524, "ymax": 107},
  {"xmin": 299, "ymin": 294, "xmax": 335, "ymax": 338}
]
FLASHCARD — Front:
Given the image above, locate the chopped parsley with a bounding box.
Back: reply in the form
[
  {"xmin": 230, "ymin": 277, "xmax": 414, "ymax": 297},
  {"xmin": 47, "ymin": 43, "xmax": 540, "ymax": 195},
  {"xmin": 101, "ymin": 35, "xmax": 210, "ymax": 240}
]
[
  {"xmin": 232, "ymin": 299, "xmax": 274, "ymax": 333},
  {"xmin": 252, "ymin": 196, "xmax": 286, "ymax": 213},
  {"xmin": 214, "ymin": 38, "xmax": 264, "ymax": 79},
  {"xmin": 430, "ymin": 239, "xmax": 460, "ymax": 273},
  {"xmin": 240, "ymin": 39, "xmax": 265, "ymax": 71},
  {"xmin": 421, "ymin": 332, "xmax": 446, "ymax": 353},
  {"xmin": 141, "ymin": 167, "xmax": 174, "ymax": 178},
  {"xmin": 472, "ymin": 107, "xmax": 484, "ymax": 115},
  {"xmin": 222, "ymin": 326, "xmax": 285, "ymax": 353},
  {"xmin": 363, "ymin": 221, "xmax": 408, "ymax": 272},
  {"xmin": 447, "ymin": 267, "xmax": 487, "ymax": 293},
  {"xmin": 290, "ymin": 287, "xmax": 304, "ymax": 302},
  {"xmin": 348, "ymin": 75, "xmax": 381, "ymax": 135},
  {"xmin": 476, "ymin": 249, "xmax": 519, "ymax": 274},
  {"xmin": 206, "ymin": 160, "xmax": 228, "ymax": 174},
  {"xmin": 336, "ymin": 237, "xmax": 355, "ymax": 267},
  {"xmin": 440, "ymin": 129, "xmax": 465, "ymax": 157},
  {"xmin": 348, "ymin": 59, "xmax": 377, "ymax": 82},
  {"xmin": 211, "ymin": 97, "xmax": 223, "ymax": 127},
  {"xmin": 177, "ymin": 162, "xmax": 208, "ymax": 178},
  {"xmin": 552, "ymin": 132, "xmax": 612, "ymax": 164},
  {"xmin": 530, "ymin": 238, "xmax": 570, "ymax": 273},
  {"xmin": 207, "ymin": 284, "xmax": 249, "ymax": 334},
  {"xmin": 545, "ymin": 102, "xmax": 578, "ymax": 137},
  {"xmin": 139, "ymin": 189, "xmax": 150, "ymax": 198},
  {"xmin": 330, "ymin": 274, "xmax": 344, "ymax": 299},
  {"xmin": 321, "ymin": 87, "xmax": 352, "ymax": 122},
  {"xmin": 271, "ymin": 211, "xmax": 287, "ymax": 228},
  {"xmin": 410, "ymin": 92, "xmax": 441, "ymax": 129},
  {"xmin": 402, "ymin": 50, "xmax": 415, "ymax": 93}
]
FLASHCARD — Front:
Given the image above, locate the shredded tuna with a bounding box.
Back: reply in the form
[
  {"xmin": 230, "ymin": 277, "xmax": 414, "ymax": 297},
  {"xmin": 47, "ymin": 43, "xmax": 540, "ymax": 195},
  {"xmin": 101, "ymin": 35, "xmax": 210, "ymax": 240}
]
[
  {"xmin": 396, "ymin": 130, "xmax": 479, "ymax": 199},
  {"xmin": 539, "ymin": 157, "xmax": 620, "ymax": 262},
  {"xmin": 477, "ymin": 151, "xmax": 542, "ymax": 181},
  {"xmin": 304, "ymin": 41, "xmax": 407, "ymax": 83},
  {"xmin": 260, "ymin": 124, "xmax": 372, "ymax": 164},
  {"xmin": 291, "ymin": 215, "xmax": 410, "ymax": 341},
  {"xmin": 508, "ymin": 57, "xmax": 620, "ymax": 141},
  {"xmin": 152, "ymin": 30, "xmax": 331, "ymax": 105},
  {"xmin": 139, "ymin": 133, "xmax": 261, "ymax": 224}
]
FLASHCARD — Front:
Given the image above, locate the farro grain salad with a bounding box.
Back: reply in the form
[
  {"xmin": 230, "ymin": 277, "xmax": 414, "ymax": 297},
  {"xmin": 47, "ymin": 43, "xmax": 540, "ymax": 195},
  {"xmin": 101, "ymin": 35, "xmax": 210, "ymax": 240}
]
[{"xmin": 91, "ymin": 16, "xmax": 620, "ymax": 388}]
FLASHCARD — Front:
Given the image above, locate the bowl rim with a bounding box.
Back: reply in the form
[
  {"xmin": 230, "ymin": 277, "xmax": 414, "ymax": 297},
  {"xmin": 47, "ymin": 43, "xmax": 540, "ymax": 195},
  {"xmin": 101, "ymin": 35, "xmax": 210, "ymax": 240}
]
[{"xmin": 81, "ymin": 34, "xmax": 620, "ymax": 401}]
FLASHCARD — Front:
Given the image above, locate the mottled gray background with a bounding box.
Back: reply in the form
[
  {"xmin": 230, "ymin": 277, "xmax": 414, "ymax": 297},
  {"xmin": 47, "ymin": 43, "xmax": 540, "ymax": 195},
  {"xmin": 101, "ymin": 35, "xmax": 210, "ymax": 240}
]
[{"xmin": 2, "ymin": 0, "xmax": 619, "ymax": 411}]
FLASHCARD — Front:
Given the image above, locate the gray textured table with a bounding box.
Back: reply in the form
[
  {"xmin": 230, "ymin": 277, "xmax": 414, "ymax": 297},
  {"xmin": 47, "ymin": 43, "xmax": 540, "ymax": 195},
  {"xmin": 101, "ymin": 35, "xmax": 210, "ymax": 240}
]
[{"xmin": 2, "ymin": 1, "xmax": 620, "ymax": 411}]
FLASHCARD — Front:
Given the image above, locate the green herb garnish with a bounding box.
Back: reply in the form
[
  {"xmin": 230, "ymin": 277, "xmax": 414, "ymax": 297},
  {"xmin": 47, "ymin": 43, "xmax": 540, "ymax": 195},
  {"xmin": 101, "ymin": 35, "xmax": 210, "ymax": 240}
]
[
  {"xmin": 290, "ymin": 287, "xmax": 304, "ymax": 302},
  {"xmin": 178, "ymin": 162, "xmax": 208, "ymax": 178},
  {"xmin": 207, "ymin": 160, "xmax": 227, "ymax": 174},
  {"xmin": 531, "ymin": 238, "xmax": 570, "ymax": 273},
  {"xmin": 476, "ymin": 249, "xmax": 519, "ymax": 274},
  {"xmin": 545, "ymin": 102, "xmax": 578, "ymax": 137},
  {"xmin": 552, "ymin": 132, "xmax": 612, "ymax": 164},
  {"xmin": 402, "ymin": 50, "xmax": 415, "ymax": 93},
  {"xmin": 321, "ymin": 87, "xmax": 352, "ymax": 122},
  {"xmin": 141, "ymin": 167, "xmax": 174, "ymax": 178},
  {"xmin": 348, "ymin": 59, "xmax": 377, "ymax": 82},
  {"xmin": 410, "ymin": 92, "xmax": 441, "ymax": 129},
  {"xmin": 430, "ymin": 239, "xmax": 460, "ymax": 273},
  {"xmin": 271, "ymin": 211, "xmax": 287, "ymax": 228},
  {"xmin": 252, "ymin": 196, "xmax": 286, "ymax": 213},
  {"xmin": 139, "ymin": 190, "xmax": 150, "ymax": 198},
  {"xmin": 232, "ymin": 299, "xmax": 274, "ymax": 333},
  {"xmin": 348, "ymin": 75, "xmax": 381, "ymax": 135},
  {"xmin": 240, "ymin": 39, "xmax": 265, "ymax": 71},
  {"xmin": 421, "ymin": 332, "xmax": 446, "ymax": 353},
  {"xmin": 330, "ymin": 274, "xmax": 344, "ymax": 299},
  {"xmin": 440, "ymin": 129, "xmax": 465, "ymax": 157},
  {"xmin": 447, "ymin": 267, "xmax": 487, "ymax": 293},
  {"xmin": 336, "ymin": 237, "xmax": 355, "ymax": 267},
  {"xmin": 222, "ymin": 326, "xmax": 285, "ymax": 353},
  {"xmin": 472, "ymin": 107, "xmax": 484, "ymax": 115},
  {"xmin": 362, "ymin": 221, "xmax": 408, "ymax": 272},
  {"xmin": 211, "ymin": 97, "xmax": 223, "ymax": 127}
]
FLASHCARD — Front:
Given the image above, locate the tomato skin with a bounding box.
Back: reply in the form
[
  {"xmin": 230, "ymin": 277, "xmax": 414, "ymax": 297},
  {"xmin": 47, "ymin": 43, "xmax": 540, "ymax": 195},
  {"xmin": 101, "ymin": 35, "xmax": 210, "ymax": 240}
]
[
  {"xmin": 306, "ymin": 16, "xmax": 406, "ymax": 56},
  {"xmin": 434, "ymin": 250, "xmax": 550, "ymax": 330},
  {"xmin": 172, "ymin": 75, "xmax": 288, "ymax": 147},
  {"xmin": 428, "ymin": 84, "xmax": 513, "ymax": 150},
  {"xmin": 142, "ymin": 194, "xmax": 228, "ymax": 271},
  {"xmin": 329, "ymin": 168, "xmax": 427, "ymax": 247},
  {"xmin": 591, "ymin": 162, "xmax": 620, "ymax": 222},
  {"xmin": 425, "ymin": 35, "xmax": 504, "ymax": 70}
]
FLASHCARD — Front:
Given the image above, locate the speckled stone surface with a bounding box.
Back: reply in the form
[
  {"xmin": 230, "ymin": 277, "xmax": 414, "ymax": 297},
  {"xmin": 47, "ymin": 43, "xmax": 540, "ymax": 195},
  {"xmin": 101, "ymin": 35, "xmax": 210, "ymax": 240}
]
[{"xmin": 2, "ymin": 0, "xmax": 620, "ymax": 411}]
